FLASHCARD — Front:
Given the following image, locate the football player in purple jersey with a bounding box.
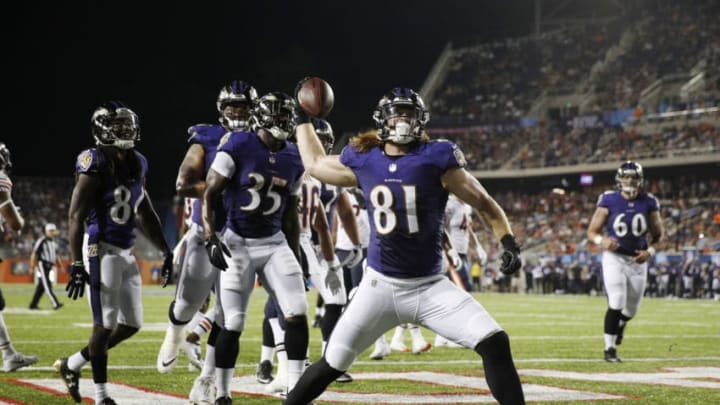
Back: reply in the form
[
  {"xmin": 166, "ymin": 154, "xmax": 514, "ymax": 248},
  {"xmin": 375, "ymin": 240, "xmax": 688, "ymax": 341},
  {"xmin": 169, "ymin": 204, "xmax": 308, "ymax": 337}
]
[
  {"xmin": 285, "ymin": 85, "xmax": 525, "ymax": 405},
  {"xmin": 0, "ymin": 142, "xmax": 39, "ymax": 373},
  {"xmin": 55, "ymin": 102, "xmax": 172, "ymax": 405},
  {"xmin": 202, "ymin": 92, "xmax": 307, "ymax": 404},
  {"xmin": 587, "ymin": 161, "xmax": 663, "ymax": 362},
  {"xmin": 156, "ymin": 80, "xmax": 258, "ymax": 404}
]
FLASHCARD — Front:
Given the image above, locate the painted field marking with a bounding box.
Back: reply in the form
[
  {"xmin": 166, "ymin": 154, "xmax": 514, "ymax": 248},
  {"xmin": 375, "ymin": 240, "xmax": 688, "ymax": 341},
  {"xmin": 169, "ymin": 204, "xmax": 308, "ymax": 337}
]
[{"xmin": 13, "ymin": 379, "xmax": 187, "ymax": 405}]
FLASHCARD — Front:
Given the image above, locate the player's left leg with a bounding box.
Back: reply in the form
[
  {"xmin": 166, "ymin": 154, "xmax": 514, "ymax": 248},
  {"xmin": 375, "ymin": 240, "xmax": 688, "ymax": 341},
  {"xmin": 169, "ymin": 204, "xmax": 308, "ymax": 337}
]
[
  {"xmin": 602, "ymin": 252, "xmax": 628, "ymax": 362},
  {"xmin": 262, "ymin": 241, "xmax": 309, "ymax": 392},
  {"xmin": 0, "ymin": 293, "xmax": 38, "ymax": 372},
  {"xmin": 617, "ymin": 262, "xmax": 648, "ymax": 346},
  {"xmin": 418, "ymin": 277, "xmax": 524, "ymax": 405}
]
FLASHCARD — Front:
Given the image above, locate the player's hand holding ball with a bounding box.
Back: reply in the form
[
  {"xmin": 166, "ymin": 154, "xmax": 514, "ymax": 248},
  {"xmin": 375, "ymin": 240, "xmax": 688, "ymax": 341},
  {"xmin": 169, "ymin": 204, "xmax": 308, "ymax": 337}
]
[{"xmin": 294, "ymin": 76, "xmax": 335, "ymax": 119}]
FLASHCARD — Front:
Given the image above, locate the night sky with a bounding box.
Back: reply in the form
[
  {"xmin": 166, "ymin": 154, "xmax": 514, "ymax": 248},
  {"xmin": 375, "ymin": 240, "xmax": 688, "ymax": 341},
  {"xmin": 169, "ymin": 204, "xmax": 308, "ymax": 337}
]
[{"xmin": 9, "ymin": 1, "xmax": 539, "ymax": 198}]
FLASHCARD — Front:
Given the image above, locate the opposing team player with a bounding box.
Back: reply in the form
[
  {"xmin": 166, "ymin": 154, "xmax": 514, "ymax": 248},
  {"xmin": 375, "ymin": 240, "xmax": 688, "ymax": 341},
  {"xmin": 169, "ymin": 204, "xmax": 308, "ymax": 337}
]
[
  {"xmin": 0, "ymin": 142, "xmax": 38, "ymax": 372},
  {"xmin": 202, "ymin": 92, "xmax": 307, "ymax": 404},
  {"xmin": 286, "ymin": 86, "xmax": 525, "ymax": 405},
  {"xmin": 587, "ymin": 161, "xmax": 663, "ymax": 362},
  {"xmin": 156, "ymin": 80, "xmax": 258, "ymax": 403},
  {"xmin": 56, "ymin": 102, "xmax": 172, "ymax": 405}
]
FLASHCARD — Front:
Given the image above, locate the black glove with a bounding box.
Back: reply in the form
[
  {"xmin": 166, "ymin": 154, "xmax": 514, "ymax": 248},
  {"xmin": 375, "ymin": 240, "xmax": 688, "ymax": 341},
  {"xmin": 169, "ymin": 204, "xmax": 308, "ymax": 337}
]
[
  {"xmin": 161, "ymin": 253, "xmax": 173, "ymax": 288},
  {"xmin": 66, "ymin": 261, "xmax": 89, "ymax": 300},
  {"xmin": 499, "ymin": 234, "xmax": 522, "ymax": 276},
  {"xmin": 205, "ymin": 234, "xmax": 231, "ymax": 271}
]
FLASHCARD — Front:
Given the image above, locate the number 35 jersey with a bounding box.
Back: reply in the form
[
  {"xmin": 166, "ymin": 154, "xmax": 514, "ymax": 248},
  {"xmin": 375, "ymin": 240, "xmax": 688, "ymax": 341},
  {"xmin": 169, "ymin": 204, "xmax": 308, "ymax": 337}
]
[
  {"xmin": 218, "ymin": 131, "xmax": 304, "ymax": 238},
  {"xmin": 75, "ymin": 148, "xmax": 148, "ymax": 249},
  {"xmin": 340, "ymin": 140, "xmax": 465, "ymax": 278},
  {"xmin": 597, "ymin": 190, "xmax": 659, "ymax": 256}
]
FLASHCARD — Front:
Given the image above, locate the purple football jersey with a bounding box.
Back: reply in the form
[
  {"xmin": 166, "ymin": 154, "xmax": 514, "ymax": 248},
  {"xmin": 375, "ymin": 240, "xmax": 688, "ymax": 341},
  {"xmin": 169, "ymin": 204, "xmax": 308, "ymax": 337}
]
[
  {"xmin": 218, "ymin": 131, "xmax": 304, "ymax": 238},
  {"xmin": 187, "ymin": 124, "xmax": 228, "ymax": 229},
  {"xmin": 75, "ymin": 148, "xmax": 148, "ymax": 249},
  {"xmin": 597, "ymin": 190, "xmax": 660, "ymax": 255},
  {"xmin": 340, "ymin": 140, "xmax": 465, "ymax": 278}
]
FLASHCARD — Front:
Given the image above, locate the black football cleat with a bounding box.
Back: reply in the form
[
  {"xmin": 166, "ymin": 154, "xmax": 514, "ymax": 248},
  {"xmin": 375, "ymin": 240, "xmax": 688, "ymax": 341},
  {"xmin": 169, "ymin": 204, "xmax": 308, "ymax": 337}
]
[
  {"xmin": 604, "ymin": 347, "xmax": 622, "ymax": 363},
  {"xmin": 336, "ymin": 372, "xmax": 353, "ymax": 383},
  {"xmin": 256, "ymin": 360, "xmax": 274, "ymax": 384},
  {"xmin": 215, "ymin": 396, "xmax": 232, "ymax": 404},
  {"xmin": 54, "ymin": 357, "xmax": 82, "ymax": 403}
]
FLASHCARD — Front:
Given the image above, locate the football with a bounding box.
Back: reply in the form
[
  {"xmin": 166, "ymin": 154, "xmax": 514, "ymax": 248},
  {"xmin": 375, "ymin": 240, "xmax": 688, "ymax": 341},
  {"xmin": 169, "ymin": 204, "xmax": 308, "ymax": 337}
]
[{"xmin": 297, "ymin": 77, "xmax": 334, "ymax": 118}]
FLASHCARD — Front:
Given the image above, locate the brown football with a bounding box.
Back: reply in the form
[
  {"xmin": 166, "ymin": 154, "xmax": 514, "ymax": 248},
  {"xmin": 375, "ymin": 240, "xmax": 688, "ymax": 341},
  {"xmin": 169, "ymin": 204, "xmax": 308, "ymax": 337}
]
[{"xmin": 297, "ymin": 77, "xmax": 334, "ymax": 118}]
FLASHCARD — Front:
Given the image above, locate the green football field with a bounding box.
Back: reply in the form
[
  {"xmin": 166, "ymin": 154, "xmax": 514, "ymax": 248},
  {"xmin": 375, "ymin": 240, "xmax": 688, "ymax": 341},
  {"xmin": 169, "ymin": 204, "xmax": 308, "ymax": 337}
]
[{"xmin": 1, "ymin": 284, "xmax": 718, "ymax": 404}]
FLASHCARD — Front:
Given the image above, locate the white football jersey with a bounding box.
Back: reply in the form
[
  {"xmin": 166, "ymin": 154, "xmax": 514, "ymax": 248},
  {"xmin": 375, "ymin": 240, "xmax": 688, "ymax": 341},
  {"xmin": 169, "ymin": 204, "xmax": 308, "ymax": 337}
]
[
  {"xmin": 445, "ymin": 194, "xmax": 471, "ymax": 254},
  {"xmin": 298, "ymin": 174, "xmax": 323, "ymax": 236},
  {"xmin": 336, "ymin": 191, "xmax": 370, "ymax": 249}
]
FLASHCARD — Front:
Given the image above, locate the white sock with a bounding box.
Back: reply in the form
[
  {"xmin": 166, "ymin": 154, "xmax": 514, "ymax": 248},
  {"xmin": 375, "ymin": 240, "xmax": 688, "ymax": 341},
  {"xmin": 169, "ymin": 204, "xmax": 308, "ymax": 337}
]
[
  {"xmin": 94, "ymin": 382, "xmax": 107, "ymax": 404},
  {"xmin": 191, "ymin": 308, "xmax": 216, "ymax": 338},
  {"xmin": 0, "ymin": 313, "xmax": 16, "ymax": 358},
  {"xmin": 376, "ymin": 334, "xmax": 388, "ymax": 347},
  {"xmin": 287, "ymin": 359, "xmax": 305, "ymax": 390},
  {"xmin": 260, "ymin": 345, "xmax": 275, "ymax": 363},
  {"xmin": 215, "ymin": 367, "xmax": 234, "ymax": 398},
  {"xmin": 167, "ymin": 324, "xmax": 185, "ymax": 343},
  {"xmin": 409, "ymin": 324, "xmax": 425, "ymax": 342},
  {"xmin": 186, "ymin": 312, "xmax": 204, "ymax": 334},
  {"xmin": 68, "ymin": 351, "xmax": 87, "ymax": 371},
  {"xmin": 200, "ymin": 345, "xmax": 216, "ymax": 378},
  {"xmin": 391, "ymin": 325, "xmax": 406, "ymax": 343},
  {"xmin": 603, "ymin": 333, "xmax": 616, "ymax": 350},
  {"xmin": 268, "ymin": 318, "xmax": 284, "ymax": 343}
]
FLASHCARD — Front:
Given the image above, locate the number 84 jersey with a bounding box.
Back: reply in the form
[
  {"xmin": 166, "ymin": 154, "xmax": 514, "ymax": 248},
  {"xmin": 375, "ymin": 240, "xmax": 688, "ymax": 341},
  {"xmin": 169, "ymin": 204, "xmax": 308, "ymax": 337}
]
[
  {"xmin": 75, "ymin": 148, "xmax": 148, "ymax": 249},
  {"xmin": 597, "ymin": 190, "xmax": 660, "ymax": 256}
]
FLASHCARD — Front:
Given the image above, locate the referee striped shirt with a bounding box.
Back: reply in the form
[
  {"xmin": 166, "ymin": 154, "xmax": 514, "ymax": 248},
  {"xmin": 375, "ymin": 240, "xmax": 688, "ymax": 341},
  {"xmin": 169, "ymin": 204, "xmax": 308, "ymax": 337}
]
[{"xmin": 33, "ymin": 236, "xmax": 58, "ymax": 265}]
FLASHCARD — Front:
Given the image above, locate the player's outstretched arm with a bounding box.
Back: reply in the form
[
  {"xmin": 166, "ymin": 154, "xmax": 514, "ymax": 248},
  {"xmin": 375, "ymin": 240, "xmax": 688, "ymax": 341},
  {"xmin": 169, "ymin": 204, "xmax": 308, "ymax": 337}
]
[
  {"xmin": 294, "ymin": 122, "xmax": 357, "ymax": 187},
  {"xmin": 175, "ymin": 144, "xmax": 206, "ymax": 198}
]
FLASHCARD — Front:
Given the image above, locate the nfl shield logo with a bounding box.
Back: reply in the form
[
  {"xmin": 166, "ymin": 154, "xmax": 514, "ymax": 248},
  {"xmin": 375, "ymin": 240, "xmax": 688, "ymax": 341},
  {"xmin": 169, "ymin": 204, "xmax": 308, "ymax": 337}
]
[{"xmin": 388, "ymin": 163, "xmax": 397, "ymax": 173}]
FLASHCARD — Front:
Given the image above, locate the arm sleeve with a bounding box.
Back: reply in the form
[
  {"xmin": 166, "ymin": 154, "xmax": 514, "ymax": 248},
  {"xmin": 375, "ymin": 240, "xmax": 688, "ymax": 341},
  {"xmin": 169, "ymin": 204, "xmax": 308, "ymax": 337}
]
[{"xmin": 210, "ymin": 151, "xmax": 236, "ymax": 178}]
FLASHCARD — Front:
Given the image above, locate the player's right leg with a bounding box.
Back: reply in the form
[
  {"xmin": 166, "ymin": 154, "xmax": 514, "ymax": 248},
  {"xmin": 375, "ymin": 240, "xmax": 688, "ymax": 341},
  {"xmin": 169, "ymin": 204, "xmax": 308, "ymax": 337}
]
[
  {"xmin": 602, "ymin": 252, "xmax": 628, "ymax": 362},
  {"xmin": 158, "ymin": 226, "xmax": 218, "ymax": 373}
]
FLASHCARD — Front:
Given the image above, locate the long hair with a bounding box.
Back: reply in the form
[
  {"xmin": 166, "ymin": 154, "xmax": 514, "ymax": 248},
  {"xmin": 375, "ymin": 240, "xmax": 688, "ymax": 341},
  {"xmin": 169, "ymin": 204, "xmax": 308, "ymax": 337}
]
[{"xmin": 349, "ymin": 129, "xmax": 430, "ymax": 153}]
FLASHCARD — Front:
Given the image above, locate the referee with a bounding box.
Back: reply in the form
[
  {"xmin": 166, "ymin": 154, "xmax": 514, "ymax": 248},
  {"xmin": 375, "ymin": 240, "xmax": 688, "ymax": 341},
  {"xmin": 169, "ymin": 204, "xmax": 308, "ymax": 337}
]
[{"xmin": 28, "ymin": 223, "xmax": 64, "ymax": 310}]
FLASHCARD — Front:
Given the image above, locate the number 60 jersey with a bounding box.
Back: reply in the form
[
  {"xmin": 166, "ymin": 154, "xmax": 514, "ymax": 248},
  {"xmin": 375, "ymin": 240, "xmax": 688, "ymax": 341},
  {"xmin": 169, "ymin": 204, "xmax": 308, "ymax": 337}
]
[
  {"xmin": 75, "ymin": 148, "xmax": 148, "ymax": 248},
  {"xmin": 340, "ymin": 140, "xmax": 465, "ymax": 279},
  {"xmin": 597, "ymin": 190, "xmax": 659, "ymax": 256}
]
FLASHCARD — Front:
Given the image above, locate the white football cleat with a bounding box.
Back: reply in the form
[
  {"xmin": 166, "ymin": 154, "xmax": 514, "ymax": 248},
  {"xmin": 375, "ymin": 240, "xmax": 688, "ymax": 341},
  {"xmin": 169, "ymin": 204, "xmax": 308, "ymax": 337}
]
[
  {"xmin": 265, "ymin": 358, "xmax": 287, "ymax": 394},
  {"xmin": 434, "ymin": 335, "xmax": 448, "ymax": 347},
  {"xmin": 411, "ymin": 339, "xmax": 432, "ymax": 354},
  {"xmin": 3, "ymin": 352, "xmax": 38, "ymax": 372},
  {"xmin": 390, "ymin": 340, "xmax": 409, "ymax": 352},
  {"xmin": 188, "ymin": 375, "xmax": 216, "ymax": 404},
  {"xmin": 156, "ymin": 327, "xmax": 183, "ymax": 373},
  {"xmin": 369, "ymin": 341, "xmax": 391, "ymax": 360}
]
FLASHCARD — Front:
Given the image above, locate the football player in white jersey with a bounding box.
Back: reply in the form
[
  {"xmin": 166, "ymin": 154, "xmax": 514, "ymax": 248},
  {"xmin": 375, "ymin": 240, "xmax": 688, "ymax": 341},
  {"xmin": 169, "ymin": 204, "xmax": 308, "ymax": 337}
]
[
  {"xmin": 587, "ymin": 161, "xmax": 663, "ymax": 362},
  {"xmin": 0, "ymin": 142, "xmax": 38, "ymax": 373}
]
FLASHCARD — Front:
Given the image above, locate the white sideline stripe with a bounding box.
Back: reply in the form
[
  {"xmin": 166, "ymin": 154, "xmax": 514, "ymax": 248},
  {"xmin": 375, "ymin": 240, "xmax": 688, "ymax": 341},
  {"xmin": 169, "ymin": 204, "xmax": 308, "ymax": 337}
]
[
  {"xmin": 23, "ymin": 356, "xmax": 720, "ymax": 372},
  {"xmin": 16, "ymin": 379, "xmax": 187, "ymax": 404},
  {"xmin": 15, "ymin": 334, "xmax": 720, "ymax": 344}
]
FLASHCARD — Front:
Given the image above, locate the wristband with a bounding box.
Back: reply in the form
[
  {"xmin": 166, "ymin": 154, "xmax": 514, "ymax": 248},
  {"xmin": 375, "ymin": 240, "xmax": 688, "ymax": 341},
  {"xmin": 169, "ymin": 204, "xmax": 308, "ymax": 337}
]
[
  {"xmin": 647, "ymin": 246, "xmax": 656, "ymax": 256},
  {"xmin": 72, "ymin": 260, "xmax": 84, "ymax": 267},
  {"xmin": 328, "ymin": 257, "xmax": 341, "ymax": 270},
  {"xmin": 592, "ymin": 235, "xmax": 603, "ymax": 245}
]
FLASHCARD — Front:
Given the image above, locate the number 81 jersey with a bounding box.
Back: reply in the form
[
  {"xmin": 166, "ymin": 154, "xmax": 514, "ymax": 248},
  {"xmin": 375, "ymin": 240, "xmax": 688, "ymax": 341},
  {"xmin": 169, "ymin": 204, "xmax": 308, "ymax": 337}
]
[
  {"xmin": 340, "ymin": 140, "xmax": 465, "ymax": 278},
  {"xmin": 75, "ymin": 148, "xmax": 148, "ymax": 249},
  {"xmin": 597, "ymin": 190, "xmax": 659, "ymax": 256}
]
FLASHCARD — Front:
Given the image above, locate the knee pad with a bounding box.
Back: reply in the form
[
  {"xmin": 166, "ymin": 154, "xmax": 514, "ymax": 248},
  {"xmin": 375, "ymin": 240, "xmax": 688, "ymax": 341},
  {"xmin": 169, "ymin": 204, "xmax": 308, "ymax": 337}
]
[
  {"xmin": 169, "ymin": 299, "xmax": 196, "ymax": 325},
  {"xmin": 324, "ymin": 341, "xmax": 357, "ymax": 371},
  {"xmin": 224, "ymin": 311, "xmax": 246, "ymax": 332}
]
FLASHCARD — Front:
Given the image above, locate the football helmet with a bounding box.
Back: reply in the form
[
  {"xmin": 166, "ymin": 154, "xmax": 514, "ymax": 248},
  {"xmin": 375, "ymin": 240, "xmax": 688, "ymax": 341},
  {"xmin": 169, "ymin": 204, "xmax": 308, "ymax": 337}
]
[
  {"xmin": 217, "ymin": 80, "xmax": 258, "ymax": 130},
  {"xmin": 312, "ymin": 118, "xmax": 334, "ymax": 153},
  {"xmin": 251, "ymin": 92, "xmax": 297, "ymax": 141},
  {"xmin": 615, "ymin": 161, "xmax": 644, "ymax": 198},
  {"xmin": 0, "ymin": 142, "xmax": 11, "ymax": 171},
  {"xmin": 373, "ymin": 88, "xmax": 429, "ymax": 144},
  {"xmin": 91, "ymin": 101, "xmax": 140, "ymax": 149}
]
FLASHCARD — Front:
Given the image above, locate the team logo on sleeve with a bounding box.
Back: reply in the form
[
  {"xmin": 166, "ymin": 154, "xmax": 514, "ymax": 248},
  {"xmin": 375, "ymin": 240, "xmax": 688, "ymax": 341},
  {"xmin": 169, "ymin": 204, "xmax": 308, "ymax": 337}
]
[
  {"xmin": 218, "ymin": 133, "xmax": 231, "ymax": 148},
  {"xmin": 452, "ymin": 145, "xmax": 467, "ymax": 167},
  {"xmin": 78, "ymin": 151, "xmax": 93, "ymax": 171}
]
